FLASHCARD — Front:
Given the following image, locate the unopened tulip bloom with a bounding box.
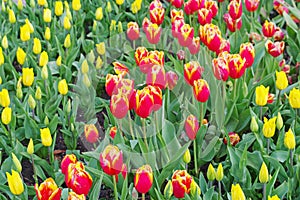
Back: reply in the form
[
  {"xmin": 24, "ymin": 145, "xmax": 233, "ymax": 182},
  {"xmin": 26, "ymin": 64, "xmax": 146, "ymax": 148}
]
[
  {"xmin": 284, "ymin": 129, "xmax": 295, "ymax": 150},
  {"xmin": 231, "ymin": 183, "xmax": 245, "ymax": 200},
  {"xmin": 110, "ymin": 92, "xmax": 129, "ymax": 119},
  {"xmin": 64, "ymin": 34, "xmax": 71, "ymax": 48},
  {"xmin": 33, "ymin": 38, "xmax": 42, "ymax": 54},
  {"xmin": 259, "ymin": 162, "xmax": 269, "ymax": 183},
  {"xmin": 6, "ymin": 170, "xmax": 24, "ymax": 195},
  {"xmin": 164, "ymin": 180, "xmax": 173, "ymax": 199},
  {"xmin": 268, "ymin": 195, "xmax": 280, "ymax": 200},
  {"xmin": 240, "ymin": 43, "xmax": 255, "ymax": 68},
  {"xmin": 35, "ymin": 87, "xmax": 42, "ymax": 100},
  {"xmin": 289, "ymin": 88, "xmax": 300, "ymax": 108},
  {"xmin": 135, "ymin": 87, "xmax": 155, "ymax": 118},
  {"xmin": 198, "ymin": 8, "xmax": 213, "ymax": 25},
  {"xmin": 183, "ymin": 149, "xmax": 191, "ymax": 164},
  {"xmin": 0, "ymin": 88, "xmax": 10, "ymax": 107},
  {"xmin": 223, "ymin": 13, "xmax": 242, "ymax": 32},
  {"xmin": 61, "ymin": 154, "xmax": 77, "ymax": 175},
  {"xmin": 68, "ymin": 192, "xmax": 86, "ymax": 200},
  {"xmin": 127, "ymin": 22, "xmax": 140, "ymax": 41},
  {"xmin": 20, "ymin": 24, "xmax": 31, "ymax": 42},
  {"xmin": 100, "ymin": 145, "xmax": 123, "ymax": 175},
  {"xmin": 172, "ymin": 170, "xmax": 192, "ymax": 198},
  {"xmin": 105, "ymin": 74, "xmax": 119, "ymax": 96},
  {"xmin": 276, "ymin": 71, "xmax": 288, "ymax": 90},
  {"xmin": 43, "ymin": 8, "xmax": 52, "ymax": 23},
  {"xmin": 35, "ymin": 178, "xmax": 62, "ymax": 200},
  {"xmin": 228, "ymin": 54, "xmax": 246, "ymax": 79},
  {"xmin": 150, "ymin": 7, "xmax": 165, "ymax": 25},
  {"xmin": 8, "ymin": 9, "xmax": 16, "ymax": 24},
  {"xmin": 22, "ymin": 68, "xmax": 34, "ymax": 87},
  {"xmin": 1, "ymin": 35, "xmax": 8, "ymax": 49},
  {"xmin": 58, "ymin": 79, "xmax": 68, "ymax": 95},
  {"xmin": 41, "ymin": 65, "xmax": 48, "ymax": 80},
  {"xmin": 27, "ymin": 138, "xmax": 34, "ymax": 155},
  {"xmin": 228, "ymin": 0, "xmax": 242, "ymax": 20},
  {"xmin": 96, "ymin": 42, "xmax": 105, "ymax": 55},
  {"xmin": 109, "ymin": 126, "xmax": 117, "ymax": 139},
  {"xmin": 64, "ymin": 16, "xmax": 72, "ymax": 30},
  {"xmin": 17, "ymin": 47, "xmax": 26, "ymax": 65},
  {"xmin": 265, "ymin": 40, "xmax": 285, "ymax": 57},
  {"xmin": 28, "ymin": 95, "xmax": 36, "ymax": 110},
  {"xmin": 255, "ymin": 85, "xmax": 269, "ymax": 106},
  {"xmin": 166, "ymin": 71, "xmax": 178, "ymax": 90},
  {"xmin": 25, "ymin": 19, "xmax": 34, "ymax": 33},
  {"xmin": 40, "ymin": 127, "xmax": 52, "ymax": 147},
  {"xmin": 72, "ymin": 0, "xmax": 81, "ymax": 11},
  {"xmin": 11, "ymin": 153, "xmax": 22, "ymax": 173},
  {"xmin": 216, "ymin": 163, "xmax": 224, "ymax": 181},
  {"xmin": 263, "ymin": 117, "xmax": 277, "ymax": 138},
  {"xmin": 262, "ymin": 20, "xmax": 276, "ymax": 38},
  {"xmin": 146, "ymin": 65, "xmax": 167, "ymax": 89},
  {"xmin": 245, "ymin": 0, "xmax": 260, "ymax": 12},
  {"xmin": 56, "ymin": 56, "xmax": 62, "ymax": 66},
  {"xmin": 134, "ymin": 165, "xmax": 153, "ymax": 194},
  {"xmin": 184, "ymin": 61, "xmax": 203, "ymax": 86},
  {"xmin": 193, "ymin": 79, "xmax": 210, "ymax": 102},
  {"xmin": 39, "ymin": 51, "xmax": 48, "ymax": 67},
  {"xmin": 170, "ymin": 0, "xmax": 184, "ymax": 8},
  {"xmin": 185, "ymin": 114, "xmax": 199, "ymax": 140},
  {"xmin": 0, "ymin": 48, "xmax": 4, "ymax": 67},
  {"xmin": 207, "ymin": 163, "xmax": 216, "ymax": 181},
  {"xmin": 250, "ymin": 116, "xmax": 259, "ymax": 132},
  {"xmin": 276, "ymin": 112, "xmax": 283, "ymax": 130},
  {"xmin": 55, "ymin": 1, "xmax": 63, "ymax": 16},
  {"xmin": 145, "ymin": 22, "xmax": 162, "ymax": 44},
  {"xmin": 212, "ymin": 56, "xmax": 229, "ymax": 81},
  {"xmin": 190, "ymin": 179, "xmax": 201, "ymax": 196},
  {"xmin": 45, "ymin": 27, "xmax": 51, "ymax": 41},
  {"xmin": 38, "ymin": 0, "xmax": 47, "ymax": 6},
  {"xmin": 95, "ymin": 7, "xmax": 103, "ymax": 20},
  {"xmin": 84, "ymin": 124, "xmax": 99, "ymax": 143},
  {"xmin": 2, "ymin": 107, "xmax": 11, "ymax": 125}
]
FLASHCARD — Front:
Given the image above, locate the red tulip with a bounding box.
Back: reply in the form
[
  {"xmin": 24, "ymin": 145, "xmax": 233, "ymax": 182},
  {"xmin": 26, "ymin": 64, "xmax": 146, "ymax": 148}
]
[
  {"xmin": 145, "ymin": 22, "xmax": 162, "ymax": 44},
  {"xmin": 100, "ymin": 145, "xmax": 124, "ymax": 175},
  {"xmin": 245, "ymin": 0, "xmax": 260, "ymax": 12},
  {"xmin": 61, "ymin": 154, "xmax": 77, "ymax": 175},
  {"xmin": 113, "ymin": 61, "xmax": 129, "ymax": 76},
  {"xmin": 184, "ymin": 2, "xmax": 193, "ymax": 15},
  {"xmin": 205, "ymin": 0, "xmax": 218, "ymax": 18},
  {"xmin": 188, "ymin": 37, "xmax": 201, "ymax": 55},
  {"xmin": 185, "ymin": 114, "xmax": 199, "ymax": 140},
  {"xmin": 216, "ymin": 39, "xmax": 230, "ymax": 55},
  {"xmin": 116, "ymin": 78, "xmax": 134, "ymax": 99},
  {"xmin": 105, "ymin": 74, "xmax": 120, "ymax": 96},
  {"xmin": 273, "ymin": 0, "xmax": 289, "ymax": 15},
  {"xmin": 127, "ymin": 22, "xmax": 140, "ymax": 41},
  {"xmin": 110, "ymin": 92, "xmax": 129, "ymax": 119},
  {"xmin": 184, "ymin": 61, "xmax": 204, "ymax": 86},
  {"xmin": 135, "ymin": 47, "xmax": 148, "ymax": 67},
  {"xmin": 172, "ymin": 170, "xmax": 193, "ymax": 198},
  {"xmin": 109, "ymin": 126, "xmax": 117, "ymax": 139},
  {"xmin": 193, "ymin": 79, "xmax": 210, "ymax": 102},
  {"xmin": 171, "ymin": 19, "xmax": 185, "ymax": 38},
  {"xmin": 212, "ymin": 56, "xmax": 229, "ymax": 81},
  {"xmin": 129, "ymin": 89, "xmax": 137, "ymax": 110},
  {"xmin": 228, "ymin": 54, "xmax": 246, "ymax": 79},
  {"xmin": 146, "ymin": 65, "xmax": 167, "ymax": 89},
  {"xmin": 148, "ymin": 85, "xmax": 162, "ymax": 111},
  {"xmin": 178, "ymin": 24, "xmax": 194, "ymax": 47},
  {"xmin": 262, "ymin": 20, "xmax": 276, "ymax": 38},
  {"xmin": 170, "ymin": 9, "xmax": 184, "ymax": 22},
  {"xmin": 239, "ymin": 42, "xmax": 255, "ymax": 68},
  {"xmin": 170, "ymin": 0, "xmax": 184, "ymax": 8},
  {"xmin": 223, "ymin": 13, "xmax": 242, "ymax": 32},
  {"xmin": 149, "ymin": 0, "xmax": 163, "ymax": 10},
  {"xmin": 135, "ymin": 87, "xmax": 155, "ymax": 118},
  {"xmin": 166, "ymin": 71, "xmax": 178, "ymax": 90},
  {"xmin": 274, "ymin": 27, "xmax": 285, "ymax": 41},
  {"xmin": 228, "ymin": 0, "xmax": 242, "ymax": 20},
  {"xmin": 150, "ymin": 7, "xmax": 165, "ymax": 25},
  {"xmin": 198, "ymin": 8, "xmax": 213, "ymax": 25},
  {"xmin": 84, "ymin": 124, "xmax": 99, "ymax": 143},
  {"xmin": 223, "ymin": 132, "xmax": 240, "ymax": 146},
  {"xmin": 35, "ymin": 178, "xmax": 62, "ymax": 200},
  {"xmin": 265, "ymin": 40, "xmax": 285, "ymax": 57},
  {"xmin": 205, "ymin": 25, "xmax": 222, "ymax": 52},
  {"xmin": 134, "ymin": 165, "xmax": 153, "ymax": 194},
  {"xmin": 267, "ymin": 93, "xmax": 275, "ymax": 104}
]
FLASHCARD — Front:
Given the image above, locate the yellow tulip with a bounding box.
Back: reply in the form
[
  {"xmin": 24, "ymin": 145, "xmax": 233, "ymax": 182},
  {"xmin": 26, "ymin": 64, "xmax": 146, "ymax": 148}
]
[
  {"xmin": 56, "ymin": 55, "xmax": 62, "ymax": 66},
  {"xmin": 40, "ymin": 127, "xmax": 52, "ymax": 146},
  {"xmin": 255, "ymin": 85, "xmax": 269, "ymax": 106},
  {"xmin": 268, "ymin": 195, "xmax": 280, "ymax": 200},
  {"xmin": 55, "ymin": 1, "xmax": 63, "ymax": 16},
  {"xmin": 275, "ymin": 71, "xmax": 288, "ymax": 90},
  {"xmin": 41, "ymin": 65, "xmax": 48, "ymax": 80},
  {"xmin": 0, "ymin": 88, "xmax": 10, "ymax": 107},
  {"xmin": 250, "ymin": 116, "xmax": 259, "ymax": 132},
  {"xmin": 216, "ymin": 163, "xmax": 224, "ymax": 181},
  {"xmin": 22, "ymin": 68, "xmax": 34, "ymax": 87},
  {"xmin": 17, "ymin": 0, "xmax": 23, "ymax": 10},
  {"xmin": 95, "ymin": 7, "xmax": 103, "ymax": 21},
  {"xmin": 16, "ymin": 87, "xmax": 23, "ymax": 100},
  {"xmin": 81, "ymin": 59, "xmax": 89, "ymax": 74},
  {"xmin": 0, "ymin": 77, "xmax": 2, "ymax": 85},
  {"xmin": 43, "ymin": 8, "xmax": 52, "ymax": 23},
  {"xmin": 35, "ymin": 86, "xmax": 42, "ymax": 100},
  {"xmin": 45, "ymin": 27, "xmax": 51, "ymax": 41},
  {"xmin": 6, "ymin": 170, "xmax": 24, "ymax": 195},
  {"xmin": 0, "ymin": 47, "xmax": 4, "ymax": 66},
  {"xmin": 20, "ymin": 24, "xmax": 31, "ymax": 42},
  {"xmin": 38, "ymin": 0, "xmax": 47, "ymax": 6},
  {"xmin": 96, "ymin": 42, "xmax": 105, "ymax": 55},
  {"xmin": 110, "ymin": 20, "xmax": 117, "ymax": 32},
  {"xmin": 28, "ymin": 95, "xmax": 36, "ymax": 109},
  {"xmin": 72, "ymin": 0, "xmax": 81, "ymax": 11},
  {"xmin": 30, "ymin": 0, "xmax": 36, "ymax": 8},
  {"xmin": 263, "ymin": 117, "xmax": 277, "ymax": 138},
  {"xmin": 276, "ymin": 112, "xmax": 283, "ymax": 130},
  {"xmin": 64, "ymin": 34, "xmax": 71, "ymax": 48},
  {"xmin": 58, "ymin": 79, "xmax": 68, "ymax": 95},
  {"xmin": 116, "ymin": 0, "xmax": 124, "ymax": 5},
  {"xmin": 1, "ymin": 107, "xmax": 12, "ymax": 125},
  {"xmin": 95, "ymin": 56, "xmax": 103, "ymax": 69},
  {"xmin": 284, "ymin": 129, "xmax": 295, "ymax": 150},
  {"xmin": 289, "ymin": 88, "xmax": 300, "ymax": 109},
  {"xmin": 163, "ymin": 180, "xmax": 173, "ymax": 199},
  {"xmin": 231, "ymin": 183, "xmax": 245, "ymax": 200},
  {"xmin": 16, "ymin": 47, "xmax": 26, "ymax": 65},
  {"xmin": 106, "ymin": 2, "xmax": 112, "ymax": 12},
  {"xmin": 8, "ymin": 9, "xmax": 16, "ymax": 24},
  {"xmin": 118, "ymin": 21, "xmax": 123, "ymax": 33},
  {"xmin": 183, "ymin": 149, "xmax": 191, "ymax": 164},
  {"xmin": 63, "ymin": 16, "xmax": 71, "ymax": 30},
  {"xmin": 44, "ymin": 116, "xmax": 49, "ymax": 125},
  {"xmin": 2, "ymin": 35, "xmax": 8, "ymax": 49},
  {"xmin": 83, "ymin": 74, "xmax": 91, "ymax": 88},
  {"xmin": 39, "ymin": 51, "xmax": 49, "ymax": 67},
  {"xmin": 190, "ymin": 179, "xmax": 201, "ymax": 196},
  {"xmin": 66, "ymin": 8, "xmax": 72, "ymax": 20},
  {"xmin": 207, "ymin": 163, "xmax": 215, "ymax": 181},
  {"xmin": 33, "ymin": 38, "xmax": 42, "ymax": 54},
  {"xmin": 25, "ymin": 19, "xmax": 34, "ymax": 33},
  {"xmin": 27, "ymin": 138, "xmax": 34, "ymax": 155},
  {"xmin": 11, "ymin": 153, "xmax": 22, "ymax": 173},
  {"xmin": 259, "ymin": 162, "xmax": 269, "ymax": 183}
]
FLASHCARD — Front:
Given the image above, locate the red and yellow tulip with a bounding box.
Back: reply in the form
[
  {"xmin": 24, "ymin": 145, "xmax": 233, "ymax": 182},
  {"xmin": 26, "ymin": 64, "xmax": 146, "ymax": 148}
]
[{"xmin": 134, "ymin": 165, "xmax": 153, "ymax": 194}]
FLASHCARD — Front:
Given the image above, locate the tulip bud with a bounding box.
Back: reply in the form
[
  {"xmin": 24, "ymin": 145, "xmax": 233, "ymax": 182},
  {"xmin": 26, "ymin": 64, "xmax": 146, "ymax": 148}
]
[
  {"xmin": 92, "ymin": 20, "xmax": 97, "ymax": 32},
  {"xmin": 33, "ymin": 38, "xmax": 42, "ymax": 55},
  {"xmin": 118, "ymin": 21, "xmax": 123, "ymax": 33},
  {"xmin": 16, "ymin": 47, "xmax": 26, "ymax": 65},
  {"xmin": 231, "ymin": 183, "xmax": 245, "ymax": 200},
  {"xmin": 30, "ymin": 0, "xmax": 35, "ymax": 7},
  {"xmin": 289, "ymin": 88, "xmax": 300, "ymax": 109},
  {"xmin": 96, "ymin": 42, "xmax": 105, "ymax": 55},
  {"xmin": 95, "ymin": 7, "xmax": 103, "ymax": 20},
  {"xmin": 184, "ymin": 61, "xmax": 203, "ymax": 86},
  {"xmin": 259, "ymin": 162, "xmax": 269, "ymax": 183},
  {"xmin": 216, "ymin": 163, "xmax": 224, "ymax": 181},
  {"xmin": 1, "ymin": 107, "xmax": 12, "ymax": 125},
  {"xmin": 71, "ymin": 123, "xmax": 75, "ymax": 132},
  {"xmin": 262, "ymin": 20, "xmax": 275, "ymax": 38},
  {"xmin": 72, "ymin": 0, "xmax": 81, "ymax": 11},
  {"xmin": 16, "ymin": 87, "xmax": 23, "ymax": 100},
  {"xmin": 1, "ymin": 1, "xmax": 6, "ymax": 12},
  {"xmin": 55, "ymin": 1, "xmax": 63, "ymax": 16},
  {"xmin": 109, "ymin": 126, "xmax": 117, "ymax": 139},
  {"xmin": 25, "ymin": 19, "xmax": 34, "ymax": 34},
  {"xmin": 193, "ymin": 79, "xmax": 210, "ymax": 102},
  {"xmin": 81, "ymin": 59, "xmax": 89, "ymax": 74},
  {"xmin": 39, "ymin": 51, "xmax": 49, "ymax": 67},
  {"xmin": 106, "ymin": 2, "xmax": 112, "ymax": 12},
  {"xmin": 35, "ymin": 86, "xmax": 42, "ymax": 100},
  {"xmin": 255, "ymin": 85, "xmax": 269, "ymax": 106},
  {"xmin": 40, "ymin": 127, "xmax": 52, "ymax": 147},
  {"xmin": 275, "ymin": 71, "xmax": 288, "ymax": 90},
  {"xmin": 2, "ymin": 35, "xmax": 8, "ymax": 49},
  {"xmin": 28, "ymin": 95, "xmax": 36, "ymax": 109},
  {"xmin": 58, "ymin": 79, "xmax": 68, "ymax": 95},
  {"xmin": 127, "ymin": 22, "xmax": 139, "ymax": 41},
  {"xmin": 56, "ymin": 55, "xmax": 62, "ymax": 66},
  {"xmin": 0, "ymin": 88, "xmax": 10, "ymax": 107},
  {"xmin": 185, "ymin": 114, "xmax": 199, "ymax": 140},
  {"xmin": 8, "ymin": 9, "xmax": 16, "ymax": 24},
  {"xmin": 87, "ymin": 50, "xmax": 95, "ymax": 64},
  {"xmin": 207, "ymin": 163, "xmax": 216, "ymax": 181},
  {"xmin": 61, "ymin": 154, "xmax": 77, "ymax": 175},
  {"xmin": 6, "ymin": 170, "xmax": 24, "ymax": 195},
  {"xmin": 134, "ymin": 165, "xmax": 153, "ymax": 194},
  {"xmin": 276, "ymin": 112, "xmax": 283, "ymax": 130},
  {"xmin": 84, "ymin": 124, "xmax": 99, "ymax": 143},
  {"xmin": 27, "ymin": 138, "xmax": 34, "ymax": 155},
  {"xmin": 110, "ymin": 20, "xmax": 117, "ymax": 32},
  {"xmin": 44, "ymin": 116, "xmax": 49, "ymax": 126},
  {"xmin": 190, "ymin": 179, "xmax": 201, "ymax": 196},
  {"xmin": 183, "ymin": 149, "xmax": 191, "ymax": 164},
  {"xmin": 95, "ymin": 56, "xmax": 103, "ymax": 69},
  {"xmin": 41, "ymin": 65, "xmax": 48, "ymax": 80},
  {"xmin": 64, "ymin": 16, "xmax": 72, "ymax": 30},
  {"xmin": 0, "ymin": 48, "xmax": 3, "ymax": 66},
  {"xmin": 22, "ymin": 68, "xmax": 34, "ymax": 87},
  {"xmin": 12, "ymin": 153, "xmax": 22, "ymax": 173},
  {"xmin": 100, "ymin": 145, "xmax": 124, "ymax": 175},
  {"xmin": 164, "ymin": 180, "xmax": 173, "ymax": 199},
  {"xmin": 43, "ymin": 8, "xmax": 52, "ymax": 23},
  {"xmin": 284, "ymin": 129, "xmax": 296, "ymax": 150},
  {"xmin": 250, "ymin": 116, "xmax": 259, "ymax": 132},
  {"xmin": 45, "ymin": 27, "xmax": 51, "ymax": 41},
  {"xmin": 263, "ymin": 117, "xmax": 277, "ymax": 138},
  {"xmin": 37, "ymin": 0, "xmax": 47, "ymax": 6},
  {"xmin": 110, "ymin": 92, "xmax": 129, "ymax": 119},
  {"xmin": 64, "ymin": 34, "xmax": 71, "ymax": 48}
]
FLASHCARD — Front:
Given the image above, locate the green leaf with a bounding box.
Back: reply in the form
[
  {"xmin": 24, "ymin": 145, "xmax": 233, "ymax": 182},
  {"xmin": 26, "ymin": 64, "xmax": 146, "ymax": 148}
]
[{"xmin": 283, "ymin": 12, "xmax": 299, "ymax": 33}]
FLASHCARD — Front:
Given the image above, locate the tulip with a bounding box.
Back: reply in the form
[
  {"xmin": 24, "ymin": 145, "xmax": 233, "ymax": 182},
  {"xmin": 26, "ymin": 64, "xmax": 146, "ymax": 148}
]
[
  {"xmin": 134, "ymin": 46, "xmax": 149, "ymax": 67},
  {"xmin": 43, "ymin": 8, "xmax": 52, "ymax": 23},
  {"xmin": 134, "ymin": 165, "xmax": 153, "ymax": 194},
  {"xmin": 193, "ymin": 79, "xmax": 210, "ymax": 103},
  {"xmin": 127, "ymin": 22, "xmax": 140, "ymax": 41},
  {"xmin": 45, "ymin": 27, "xmax": 51, "ymax": 41},
  {"xmin": 20, "ymin": 24, "xmax": 31, "ymax": 42},
  {"xmin": 96, "ymin": 42, "xmax": 105, "ymax": 55},
  {"xmin": 231, "ymin": 183, "xmax": 245, "ymax": 200},
  {"xmin": 263, "ymin": 117, "xmax": 277, "ymax": 138},
  {"xmin": 150, "ymin": 7, "xmax": 165, "ymax": 25},
  {"xmin": 113, "ymin": 61, "xmax": 129, "ymax": 76},
  {"xmin": 273, "ymin": 0, "xmax": 289, "ymax": 15},
  {"xmin": 58, "ymin": 79, "xmax": 68, "ymax": 95},
  {"xmin": 27, "ymin": 138, "xmax": 34, "ymax": 155},
  {"xmin": 95, "ymin": 7, "xmax": 103, "ymax": 20},
  {"xmin": 72, "ymin": 0, "xmax": 81, "ymax": 11},
  {"xmin": 105, "ymin": 74, "xmax": 120, "ymax": 97},
  {"xmin": 33, "ymin": 38, "xmax": 42, "ymax": 54},
  {"xmin": 38, "ymin": 0, "xmax": 47, "ymax": 6},
  {"xmin": 268, "ymin": 195, "xmax": 280, "ymax": 200},
  {"xmin": 135, "ymin": 87, "xmax": 154, "ymax": 118},
  {"xmin": 250, "ymin": 116, "xmax": 259, "ymax": 132},
  {"xmin": 17, "ymin": 47, "xmax": 26, "ymax": 65},
  {"xmin": 188, "ymin": 37, "xmax": 201, "ymax": 55},
  {"xmin": 147, "ymin": 85, "xmax": 162, "ymax": 112},
  {"xmin": 61, "ymin": 154, "xmax": 77, "ymax": 175},
  {"xmin": 35, "ymin": 178, "xmax": 62, "ymax": 200},
  {"xmin": 55, "ymin": 1, "xmax": 63, "ymax": 16},
  {"xmin": 239, "ymin": 42, "xmax": 255, "ymax": 68},
  {"xmin": 289, "ymin": 88, "xmax": 300, "ymax": 109},
  {"xmin": 184, "ymin": 61, "xmax": 203, "ymax": 86},
  {"xmin": 56, "ymin": 56, "xmax": 62, "ymax": 66},
  {"xmin": 172, "ymin": 170, "xmax": 192, "ymax": 198},
  {"xmin": 207, "ymin": 163, "xmax": 216, "ymax": 181},
  {"xmin": 8, "ymin": 9, "xmax": 16, "ymax": 24},
  {"xmin": 198, "ymin": 8, "xmax": 213, "ymax": 25},
  {"xmin": 274, "ymin": 27, "xmax": 285, "ymax": 41},
  {"xmin": 164, "ymin": 180, "xmax": 173, "ymax": 199},
  {"xmin": 24, "ymin": 19, "xmax": 34, "ymax": 34},
  {"xmin": 146, "ymin": 65, "xmax": 166, "ymax": 89},
  {"xmin": 170, "ymin": 0, "xmax": 183, "ymax": 8},
  {"xmin": 21, "ymin": 68, "xmax": 34, "ymax": 87},
  {"xmin": 228, "ymin": 54, "xmax": 246, "ymax": 79},
  {"xmin": 40, "ymin": 127, "xmax": 52, "ymax": 147},
  {"xmin": 100, "ymin": 145, "xmax": 123, "ymax": 175},
  {"xmin": 145, "ymin": 22, "xmax": 162, "ymax": 44},
  {"xmin": 110, "ymin": 92, "xmax": 129, "ymax": 119},
  {"xmin": 284, "ymin": 129, "xmax": 295, "ymax": 150},
  {"xmin": 39, "ymin": 51, "xmax": 49, "ymax": 67},
  {"xmin": 11, "ymin": 153, "xmax": 22, "ymax": 173},
  {"xmin": 64, "ymin": 16, "xmax": 72, "ymax": 30},
  {"xmin": 185, "ymin": 114, "xmax": 199, "ymax": 140},
  {"xmin": 81, "ymin": 59, "xmax": 89, "ymax": 74},
  {"xmin": 28, "ymin": 95, "xmax": 36, "ymax": 110},
  {"xmin": 275, "ymin": 112, "xmax": 283, "ymax": 130},
  {"xmin": 0, "ymin": 48, "xmax": 4, "ymax": 66},
  {"xmin": 228, "ymin": 0, "xmax": 242, "ymax": 20},
  {"xmin": 275, "ymin": 71, "xmax": 288, "ymax": 90},
  {"xmin": 178, "ymin": 24, "xmax": 194, "ymax": 47},
  {"xmin": 68, "ymin": 192, "xmax": 86, "ymax": 200},
  {"xmin": 2, "ymin": 35, "xmax": 8, "ymax": 49},
  {"xmin": 216, "ymin": 163, "xmax": 224, "ymax": 181},
  {"xmin": 245, "ymin": 0, "xmax": 259, "ymax": 12},
  {"xmin": 16, "ymin": 87, "xmax": 23, "ymax": 100},
  {"xmin": 1, "ymin": 106, "xmax": 12, "ymax": 125},
  {"xmin": 82, "ymin": 74, "xmax": 90, "ymax": 87},
  {"xmin": 6, "ymin": 170, "xmax": 24, "ymax": 195},
  {"xmin": 84, "ymin": 124, "xmax": 99, "ymax": 143},
  {"xmin": 166, "ymin": 71, "xmax": 178, "ymax": 90},
  {"xmin": 0, "ymin": 88, "xmax": 10, "ymax": 107},
  {"xmin": 212, "ymin": 56, "xmax": 229, "ymax": 81},
  {"xmin": 64, "ymin": 34, "xmax": 71, "ymax": 48},
  {"xmin": 262, "ymin": 20, "xmax": 276, "ymax": 38},
  {"xmin": 259, "ymin": 162, "xmax": 269, "ymax": 183},
  {"xmin": 255, "ymin": 85, "xmax": 269, "ymax": 106},
  {"xmin": 183, "ymin": 149, "xmax": 191, "ymax": 164},
  {"xmin": 223, "ymin": 14, "xmax": 242, "ymax": 32},
  {"xmin": 190, "ymin": 179, "xmax": 201, "ymax": 196},
  {"xmin": 223, "ymin": 132, "xmax": 240, "ymax": 146},
  {"xmin": 205, "ymin": 27, "xmax": 222, "ymax": 52},
  {"xmin": 109, "ymin": 126, "xmax": 117, "ymax": 139},
  {"xmin": 41, "ymin": 65, "xmax": 48, "ymax": 80}
]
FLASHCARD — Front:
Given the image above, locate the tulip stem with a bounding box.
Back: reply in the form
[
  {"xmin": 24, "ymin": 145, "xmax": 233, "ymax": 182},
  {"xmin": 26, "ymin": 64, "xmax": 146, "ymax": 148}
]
[
  {"xmin": 31, "ymin": 155, "xmax": 38, "ymax": 184},
  {"xmin": 263, "ymin": 183, "xmax": 266, "ymax": 200},
  {"xmin": 218, "ymin": 181, "xmax": 221, "ymax": 199},
  {"xmin": 128, "ymin": 114, "xmax": 135, "ymax": 140},
  {"xmin": 290, "ymin": 150, "xmax": 293, "ymax": 166},
  {"xmin": 267, "ymin": 138, "xmax": 270, "ymax": 155},
  {"xmin": 260, "ymin": 106, "xmax": 263, "ymax": 121},
  {"xmin": 113, "ymin": 175, "xmax": 118, "ymax": 200},
  {"xmin": 142, "ymin": 119, "xmax": 148, "ymax": 151},
  {"xmin": 277, "ymin": 90, "xmax": 281, "ymax": 106},
  {"xmin": 142, "ymin": 193, "xmax": 145, "ymax": 200},
  {"xmin": 193, "ymin": 140, "xmax": 198, "ymax": 175},
  {"xmin": 233, "ymin": 79, "xmax": 237, "ymax": 101},
  {"xmin": 48, "ymin": 146, "xmax": 52, "ymax": 164}
]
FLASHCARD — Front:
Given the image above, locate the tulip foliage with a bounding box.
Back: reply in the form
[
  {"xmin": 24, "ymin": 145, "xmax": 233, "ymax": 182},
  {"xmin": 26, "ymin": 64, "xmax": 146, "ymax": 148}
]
[{"xmin": 0, "ymin": 0, "xmax": 299, "ymax": 200}]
